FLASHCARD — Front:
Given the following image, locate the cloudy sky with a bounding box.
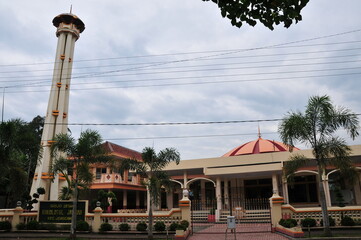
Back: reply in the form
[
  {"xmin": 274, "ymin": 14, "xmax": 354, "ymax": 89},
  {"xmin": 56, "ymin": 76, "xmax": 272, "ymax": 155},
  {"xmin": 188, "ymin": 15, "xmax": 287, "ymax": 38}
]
[{"xmin": 1, "ymin": 0, "xmax": 361, "ymax": 160}]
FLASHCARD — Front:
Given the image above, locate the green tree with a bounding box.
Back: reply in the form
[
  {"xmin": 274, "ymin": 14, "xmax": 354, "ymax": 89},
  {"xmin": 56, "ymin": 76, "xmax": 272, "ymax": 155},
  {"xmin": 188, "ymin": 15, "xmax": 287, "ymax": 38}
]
[
  {"xmin": 0, "ymin": 117, "xmax": 43, "ymax": 208},
  {"xmin": 279, "ymin": 95, "xmax": 359, "ymax": 236},
  {"xmin": 118, "ymin": 147, "xmax": 180, "ymax": 240},
  {"xmin": 202, "ymin": 0, "xmax": 309, "ymax": 30},
  {"xmin": 50, "ymin": 129, "xmax": 112, "ymax": 240}
]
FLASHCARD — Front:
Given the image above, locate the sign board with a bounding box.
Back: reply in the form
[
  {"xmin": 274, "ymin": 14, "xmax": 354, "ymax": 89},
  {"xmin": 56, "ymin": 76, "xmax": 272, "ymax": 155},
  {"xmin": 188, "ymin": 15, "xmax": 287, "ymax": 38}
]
[
  {"xmin": 39, "ymin": 201, "xmax": 86, "ymax": 223},
  {"xmin": 227, "ymin": 216, "xmax": 236, "ymax": 229}
]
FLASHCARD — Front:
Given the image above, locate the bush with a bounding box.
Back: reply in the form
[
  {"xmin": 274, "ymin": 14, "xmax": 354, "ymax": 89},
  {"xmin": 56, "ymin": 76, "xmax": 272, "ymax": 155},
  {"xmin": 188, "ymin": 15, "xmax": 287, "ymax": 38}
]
[
  {"xmin": 180, "ymin": 220, "xmax": 189, "ymax": 229},
  {"xmin": 59, "ymin": 224, "xmax": 71, "ymax": 230},
  {"xmin": 341, "ymin": 216, "xmax": 355, "ymax": 226},
  {"xmin": 119, "ymin": 223, "xmax": 130, "ymax": 231},
  {"xmin": 27, "ymin": 220, "xmax": 40, "ymax": 230},
  {"xmin": 100, "ymin": 222, "xmax": 113, "ymax": 232},
  {"xmin": 176, "ymin": 224, "xmax": 186, "ymax": 231},
  {"xmin": 168, "ymin": 222, "xmax": 179, "ymax": 231},
  {"xmin": 154, "ymin": 221, "xmax": 166, "ymax": 231},
  {"xmin": 301, "ymin": 218, "xmax": 317, "ymax": 227},
  {"xmin": 0, "ymin": 221, "xmax": 11, "ymax": 231},
  {"xmin": 136, "ymin": 222, "xmax": 147, "ymax": 231},
  {"xmin": 76, "ymin": 221, "xmax": 90, "ymax": 231},
  {"xmin": 40, "ymin": 223, "xmax": 57, "ymax": 231},
  {"xmin": 16, "ymin": 222, "xmax": 26, "ymax": 230},
  {"xmin": 279, "ymin": 218, "xmax": 297, "ymax": 228},
  {"xmin": 320, "ymin": 216, "xmax": 336, "ymax": 227}
]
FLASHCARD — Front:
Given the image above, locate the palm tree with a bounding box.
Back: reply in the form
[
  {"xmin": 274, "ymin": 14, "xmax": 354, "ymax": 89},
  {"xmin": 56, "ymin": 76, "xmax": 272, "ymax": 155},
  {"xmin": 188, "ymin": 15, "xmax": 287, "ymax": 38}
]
[
  {"xmin": 50, "ymin": 129, "xmax": 112, "ymax": 239},
  {"xmin": 279, "ymin": 95, "xmax": 359, "ymax": 236},
  {"xmin": 118, "ymin": 147, "xmax": 180, "ymax": 240}
]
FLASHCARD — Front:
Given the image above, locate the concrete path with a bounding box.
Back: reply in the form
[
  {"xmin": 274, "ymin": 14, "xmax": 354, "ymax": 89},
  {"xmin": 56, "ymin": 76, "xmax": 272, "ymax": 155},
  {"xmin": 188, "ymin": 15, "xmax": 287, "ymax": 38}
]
[{"xmin": 188, "ymin": 232, "xmax": 289, "ymax": 240}]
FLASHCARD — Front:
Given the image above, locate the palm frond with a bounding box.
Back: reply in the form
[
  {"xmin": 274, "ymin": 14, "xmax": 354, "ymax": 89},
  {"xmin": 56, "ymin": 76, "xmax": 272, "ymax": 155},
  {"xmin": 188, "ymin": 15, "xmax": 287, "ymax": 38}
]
[
  {"xmin": 334, "ymin": 107, "xmax": 360, "ymax": 140},
  {"xmin": 279, "ymin": 112, "xmax": 310, "ymax": 149},
  {"xmin": 283, "ymin": 154, "xmax": 308, "ymax": 179}
]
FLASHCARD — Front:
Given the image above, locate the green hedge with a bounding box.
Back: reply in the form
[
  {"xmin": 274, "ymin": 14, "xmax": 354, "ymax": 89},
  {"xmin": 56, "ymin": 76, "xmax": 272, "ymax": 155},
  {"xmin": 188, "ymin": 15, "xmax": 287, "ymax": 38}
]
[
  {"xmin": 279, "ymin": 218, "xmax": 297, "ymax": 228},
  {"xmin": 0, "ymin": 221, "xmax": 11, "ymax": 231}
]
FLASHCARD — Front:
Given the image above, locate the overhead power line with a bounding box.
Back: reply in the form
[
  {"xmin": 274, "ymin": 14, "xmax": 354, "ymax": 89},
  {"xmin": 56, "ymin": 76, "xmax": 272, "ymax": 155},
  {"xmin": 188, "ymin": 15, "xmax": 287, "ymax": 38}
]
[
  {"xmin": 0, "ymin": 28, "xmax": 359, "ymax": 68},
  {"xmin": 1, "ymin": 45, "xmax": 361, "ymax": 75},
  {"xmin": 43, "ymin": 114, "xmax": 361, "ymax": 126}
]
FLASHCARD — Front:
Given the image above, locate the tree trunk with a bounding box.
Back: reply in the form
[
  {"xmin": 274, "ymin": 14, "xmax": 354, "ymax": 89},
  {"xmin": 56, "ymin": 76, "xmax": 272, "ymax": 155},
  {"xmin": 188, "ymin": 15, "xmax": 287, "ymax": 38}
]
[
  {"xmin": 148, "ymin": 202, "xmax": 153, "ymax": 240},
  {"xmin": 70, "ymin": 177, "xmax": 78, "ymax": 239},
  {"xmin": 317, "ymin": 164, "xmax": 332, "ymax": 237}
]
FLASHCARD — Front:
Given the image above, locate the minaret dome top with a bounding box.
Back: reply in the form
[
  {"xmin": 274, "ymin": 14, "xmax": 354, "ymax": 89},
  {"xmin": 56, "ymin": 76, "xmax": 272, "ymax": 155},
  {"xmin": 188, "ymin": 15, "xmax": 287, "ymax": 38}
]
[{"xmin": 52, "ymin": 13, "xmax": 85, "ymax": 33}]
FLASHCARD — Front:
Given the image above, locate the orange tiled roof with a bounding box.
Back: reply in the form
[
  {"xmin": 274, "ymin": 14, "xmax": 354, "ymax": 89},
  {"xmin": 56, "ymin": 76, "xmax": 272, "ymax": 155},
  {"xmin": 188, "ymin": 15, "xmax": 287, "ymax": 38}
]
[
  {"xmin": 222, "ymin": 137, "xmax": 299, "ymax": 157},
  {"xmin": 103, "ymin": 141, "xmax": 142, "ymax": 161}
]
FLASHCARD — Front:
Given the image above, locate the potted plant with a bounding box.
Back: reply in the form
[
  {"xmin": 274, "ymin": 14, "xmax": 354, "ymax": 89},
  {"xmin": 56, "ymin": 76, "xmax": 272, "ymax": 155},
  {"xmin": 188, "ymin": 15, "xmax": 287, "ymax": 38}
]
[{"xmin": 208, "ymin": 208, "xmax": 216, "ymax": 222}]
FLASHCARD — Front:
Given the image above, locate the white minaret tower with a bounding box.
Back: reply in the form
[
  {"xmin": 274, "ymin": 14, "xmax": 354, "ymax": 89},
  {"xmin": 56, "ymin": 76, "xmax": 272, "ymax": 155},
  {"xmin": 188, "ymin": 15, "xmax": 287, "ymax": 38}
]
[{"xmin": 30, "ymin": 13, "xmax": 85, "ymax": 204}]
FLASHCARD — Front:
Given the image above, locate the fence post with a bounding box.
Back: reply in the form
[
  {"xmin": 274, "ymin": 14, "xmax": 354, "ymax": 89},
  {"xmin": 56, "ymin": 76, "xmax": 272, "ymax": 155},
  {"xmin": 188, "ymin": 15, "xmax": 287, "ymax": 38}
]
[
  {"xmin": 92, "ymin": 205, "xmax": 103, "ymax": 233},
  {"xmin": 269, "ymin": 193, "xmax": 284, "ymax": 232},
  {"xmin": 179, "ymin": 189, "xmax": 191, "ymax": 224},
  {"xmin": 12, "ymin": 205, "xmax": 23, "ymax": 231}
]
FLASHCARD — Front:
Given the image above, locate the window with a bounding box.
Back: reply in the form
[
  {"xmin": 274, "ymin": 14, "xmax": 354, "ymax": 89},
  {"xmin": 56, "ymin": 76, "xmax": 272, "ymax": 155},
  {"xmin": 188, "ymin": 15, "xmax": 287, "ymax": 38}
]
[
  {"xmin": 128, "ymin": 172, "xmax": 135, "ymax": 182},
  {"xmin": 288, "ymin": 175, "xmax": 318, "ymax": 203},
  {"xmin": 96, "ymin": 168, "xmax": 107, "ymax": 179}
]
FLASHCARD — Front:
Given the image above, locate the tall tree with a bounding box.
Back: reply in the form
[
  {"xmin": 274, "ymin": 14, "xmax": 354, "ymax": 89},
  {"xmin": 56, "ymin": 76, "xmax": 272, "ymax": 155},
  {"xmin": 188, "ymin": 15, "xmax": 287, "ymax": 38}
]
[
  {"xmin": 0, "ymin": 117, "xmax": 43, "ymax": 208},
  {"xmin": 202, "ymin": 0, "xmax": 309, "ymax": 30},
  {"xmin": 51, "ymin": 129, "xmax": 112, "ymax": 240},
  {"xmin": 279, "ymin": 95, "xmax": 359, "ymax": 236},
  {"xmin": 118, "ymin": 147, "xmax": 180, "ymax": 240}
]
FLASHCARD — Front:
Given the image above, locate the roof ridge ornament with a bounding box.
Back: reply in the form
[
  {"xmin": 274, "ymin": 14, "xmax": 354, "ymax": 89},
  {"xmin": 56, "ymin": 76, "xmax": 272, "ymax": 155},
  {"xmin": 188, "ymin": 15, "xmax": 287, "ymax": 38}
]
[{"xmin": 258, "ymin": 124, "xmax": 262, "ymax": 139}]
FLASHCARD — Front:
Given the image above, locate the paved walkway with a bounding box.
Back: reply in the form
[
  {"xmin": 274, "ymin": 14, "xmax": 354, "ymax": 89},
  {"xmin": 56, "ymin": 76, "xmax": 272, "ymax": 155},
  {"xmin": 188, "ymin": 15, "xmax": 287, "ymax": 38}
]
[{"xmin": 188, "ymin": 232, "xmax": 289, "ymax": 240}]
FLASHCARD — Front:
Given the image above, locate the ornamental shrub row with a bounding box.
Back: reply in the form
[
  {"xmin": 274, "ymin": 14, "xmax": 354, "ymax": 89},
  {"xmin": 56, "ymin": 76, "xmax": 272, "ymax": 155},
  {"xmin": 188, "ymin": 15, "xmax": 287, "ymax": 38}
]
[{"xmin": 280, "ymin": 215, "xmax": 358, "ymax": 228}]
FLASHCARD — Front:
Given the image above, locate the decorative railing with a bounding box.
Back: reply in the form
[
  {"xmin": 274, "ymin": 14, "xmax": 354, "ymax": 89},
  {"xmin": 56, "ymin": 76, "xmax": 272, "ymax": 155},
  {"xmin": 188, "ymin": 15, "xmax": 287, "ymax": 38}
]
[
  {"xmin": 19, "ymin": 212, "xmax": 38, "ymax": 224},
  {"xmin": 93, "ymin": 209, "xmax": 182, "ymax": 230},
  {"xmin": 282, "ymin": 204, "xmax": 361, "ymax": 226},
  {"xmin": 93, "ymin": 173, "xmax": 139, "ymax": 185}
]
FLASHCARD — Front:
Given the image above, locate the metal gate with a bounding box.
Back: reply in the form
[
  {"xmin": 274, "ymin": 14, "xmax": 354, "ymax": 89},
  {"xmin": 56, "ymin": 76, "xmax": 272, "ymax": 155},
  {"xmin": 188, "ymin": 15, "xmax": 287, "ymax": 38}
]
[{"xmin": 191, "ymin": 198, "xmax": 271, "ymax": 234}]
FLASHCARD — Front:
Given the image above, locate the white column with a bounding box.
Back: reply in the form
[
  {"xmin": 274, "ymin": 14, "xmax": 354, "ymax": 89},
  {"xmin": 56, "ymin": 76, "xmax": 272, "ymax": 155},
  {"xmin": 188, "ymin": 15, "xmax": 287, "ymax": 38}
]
[
  {"xmin": 272, "ymin": 174, "xmax": 279, "ymax": 195},
  {"xmin": 282, "ymin": 177, "xmax": 289, "ymax": 204},
  {"xmin": 146, "ymin": 188, "xmax": 150, "ymax": 212},
  {"xmin": 224, "ymin": 179, "xmax": 229, "ymax": 210},
  {"xmin": 123, "ymin": 190, "xmax": 127, "ymax": 209},
  {"xmin": 216, "ymin": 178, "xmax": 222, "ymax": 209},
  {"xmin": 167, "ymin": 190, "xmax": 173, "ymax": 209},
  {"xmin": 183, "ymin": 171, "xmax": 188, "ymax": 188},
  {"xmin": 323, "ymin": 175, "xmax": 331, "ymax": 207},
  {"xmin": 216, "ymin": 177, "xmax": 222, "ymax": 221}
]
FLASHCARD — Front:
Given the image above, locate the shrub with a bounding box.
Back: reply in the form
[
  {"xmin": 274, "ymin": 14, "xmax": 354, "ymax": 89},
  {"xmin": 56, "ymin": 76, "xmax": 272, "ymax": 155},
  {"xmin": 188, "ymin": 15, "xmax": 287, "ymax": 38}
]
[
  {"xmin": 100, "ymin": 222, "xmax": 113, "ymax": 232},
  {"xmin": 136, "ymin": 222, "xmax": 147, "ymax": 231},
  {"xmin": 16, "ymin": 222, "xmax": 26, "ymax": 230},
  {"xmin": 176, "ymin": 224, "xmax": 187, "ymax": 231},
  {"xmin": 279, "ymin": 218, "xmax": 297, "ymax": 228},
  {"xmin": 168, "ymin": 222, "xmax": 179, "ymax": 231},
  {"xmin": 0, "ymin": 221, "xmax": 11, "ymax": 231},
  {"xmin": 180, "ymin": 220, "xmax": 189, "ymax": 229},
  {"xmin": 119, "ymin": 223, "xmax": 130, "ymax": 231},
  {"xmin": 154, "ymin": 221, "xmax": 166, "ymax": 231},
  {"xmin": 40, "ymin": 223, "xmax": 57, "ymax": 231},
  {"xmin": 301, "ymin": 218, "xmax": 316, "ymax": 227},
  {"xmin": 27, "ymin": 220, "xmax": 40, "ymax": 230},
  {"xmin": 76, "ymin": 221, "xmax": 90, "ymax": 231},
  {"xmin": 341, "ymin": 216, "xmax": 355, "ymax": 226},
  {"xmin": 320, "ymin": 216, "xmax": 336, "ymax": 227},
  {"xmin": 59, "ymin": 224, "xmax": 71, "ymax": 230}
]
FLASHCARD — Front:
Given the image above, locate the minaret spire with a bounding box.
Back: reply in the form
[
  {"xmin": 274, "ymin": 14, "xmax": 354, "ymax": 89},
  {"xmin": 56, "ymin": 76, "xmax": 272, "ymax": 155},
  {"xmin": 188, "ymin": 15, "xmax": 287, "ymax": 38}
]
[
  {"xmin": 30, "ymin": 13, "xmax": 85, "ymax": 207},
  {"xmin": 70, "ymin": 5, "xmax": 72, "ymax": 14},
  {"xmin": 258, "ymin": 124, "xmax": 262, "ymax": 138}
]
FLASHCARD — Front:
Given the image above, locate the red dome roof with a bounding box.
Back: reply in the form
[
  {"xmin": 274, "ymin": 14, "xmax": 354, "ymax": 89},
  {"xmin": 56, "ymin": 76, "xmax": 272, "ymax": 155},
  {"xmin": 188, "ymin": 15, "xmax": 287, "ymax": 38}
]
[{"xmin": 222, "ymin": 137, "xmax": 299, "ymax": 157}]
